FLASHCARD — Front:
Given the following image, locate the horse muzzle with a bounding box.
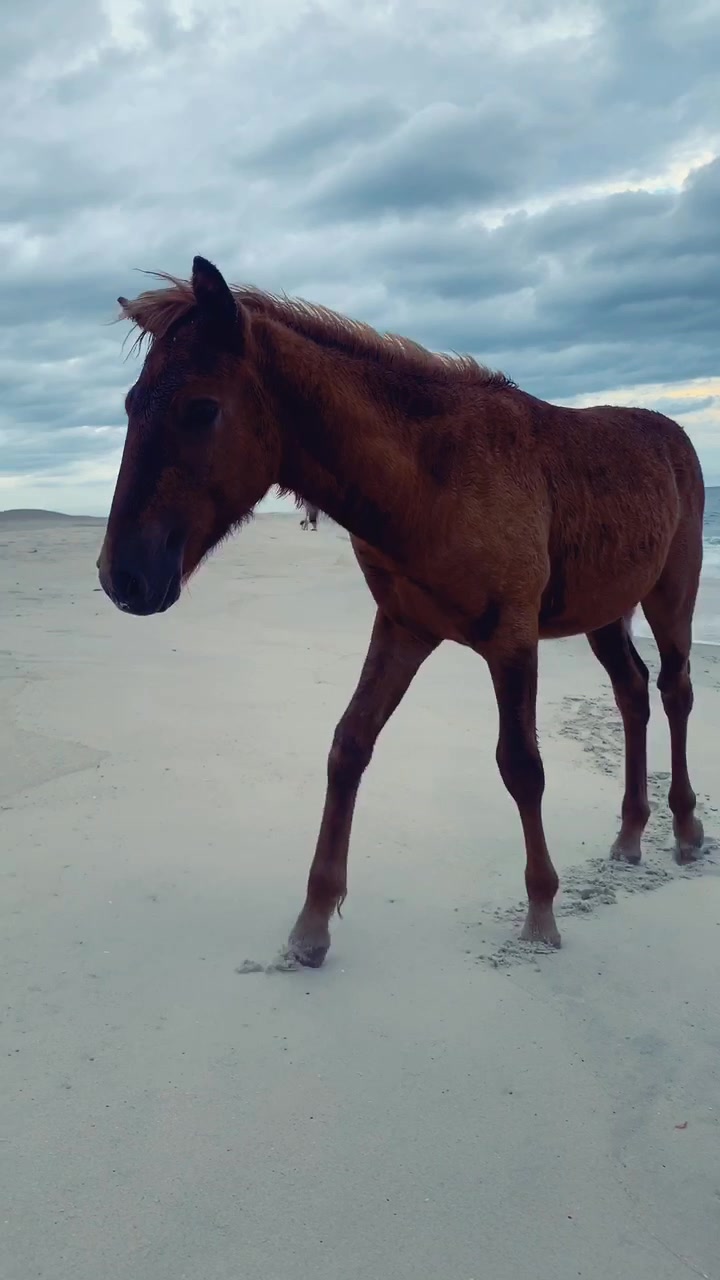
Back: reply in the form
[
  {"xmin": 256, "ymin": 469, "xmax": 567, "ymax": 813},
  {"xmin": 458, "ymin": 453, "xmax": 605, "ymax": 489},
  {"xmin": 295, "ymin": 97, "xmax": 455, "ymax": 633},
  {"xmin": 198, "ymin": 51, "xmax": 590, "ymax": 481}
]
[{"xmin": 98, "ymin": 528, "xmax": 185, "ymax": 617}]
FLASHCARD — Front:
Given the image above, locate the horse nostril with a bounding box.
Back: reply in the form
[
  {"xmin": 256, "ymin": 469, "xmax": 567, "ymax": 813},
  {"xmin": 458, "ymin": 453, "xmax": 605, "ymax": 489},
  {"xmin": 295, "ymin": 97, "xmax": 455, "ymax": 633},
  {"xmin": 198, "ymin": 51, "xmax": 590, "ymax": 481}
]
[{"xmin": 113, "ymin": 568, "xmax": 146, "ymax": 610}]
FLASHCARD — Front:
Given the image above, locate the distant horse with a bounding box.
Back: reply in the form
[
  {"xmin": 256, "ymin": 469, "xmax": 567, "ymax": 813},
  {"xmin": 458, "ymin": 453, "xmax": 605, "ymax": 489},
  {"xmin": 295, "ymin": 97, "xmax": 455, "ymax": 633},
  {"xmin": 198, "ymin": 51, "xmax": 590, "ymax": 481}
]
[
  {"xmin": 300, "ymin": 502, "xmax": 319, "ymax": 531},
  {"xmin": 98, "ymin": 255, "xmax": 706, "ymax": 966}
]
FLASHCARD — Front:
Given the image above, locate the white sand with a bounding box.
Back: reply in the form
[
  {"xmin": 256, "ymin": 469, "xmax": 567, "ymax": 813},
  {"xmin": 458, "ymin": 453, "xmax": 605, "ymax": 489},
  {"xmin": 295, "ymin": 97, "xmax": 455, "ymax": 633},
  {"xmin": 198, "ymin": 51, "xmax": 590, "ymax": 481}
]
[{"xmin": 2, "ymin": 511, "xmax": 720, "ymax": 1280}]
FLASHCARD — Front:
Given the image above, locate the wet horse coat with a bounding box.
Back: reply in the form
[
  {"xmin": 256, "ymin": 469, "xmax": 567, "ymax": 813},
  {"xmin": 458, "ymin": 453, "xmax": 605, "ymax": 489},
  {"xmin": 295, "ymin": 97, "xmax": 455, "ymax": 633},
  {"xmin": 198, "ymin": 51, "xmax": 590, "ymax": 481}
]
[{"xmin": 98, "ymin": 256, "xmax": 706, "ymax": 964}]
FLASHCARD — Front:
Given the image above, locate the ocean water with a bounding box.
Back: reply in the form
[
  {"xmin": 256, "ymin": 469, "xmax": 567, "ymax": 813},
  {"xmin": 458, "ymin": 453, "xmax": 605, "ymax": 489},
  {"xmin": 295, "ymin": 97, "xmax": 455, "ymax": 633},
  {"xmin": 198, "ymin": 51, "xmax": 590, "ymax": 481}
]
[
  {"xmin": 634, "ymin": 485, "xmax": 720, "ymax": 646},
  {"xmin": 704, "ymin": 485, "xmax": 720, "ymax": 578},
  {"xmin": 696, "ymin": 485, "xmax": 720, "ymax": 645}
]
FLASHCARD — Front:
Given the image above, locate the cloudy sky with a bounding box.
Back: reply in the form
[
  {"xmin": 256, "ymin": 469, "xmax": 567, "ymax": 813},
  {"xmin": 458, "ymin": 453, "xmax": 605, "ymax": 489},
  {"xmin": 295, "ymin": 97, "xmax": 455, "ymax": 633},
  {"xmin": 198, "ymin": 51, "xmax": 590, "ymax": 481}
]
[{"xmin": 3, "ymin": 0, "xmax": 719, "ymax": 514}]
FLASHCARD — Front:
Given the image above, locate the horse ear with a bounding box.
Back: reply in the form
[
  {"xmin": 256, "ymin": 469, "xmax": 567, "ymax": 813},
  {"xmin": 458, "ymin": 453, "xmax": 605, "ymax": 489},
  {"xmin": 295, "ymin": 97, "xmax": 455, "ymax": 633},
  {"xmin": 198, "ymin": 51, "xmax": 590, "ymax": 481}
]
[{"xmin": 191, "ymin": 256, "xmax": 245, "ymax": 351}]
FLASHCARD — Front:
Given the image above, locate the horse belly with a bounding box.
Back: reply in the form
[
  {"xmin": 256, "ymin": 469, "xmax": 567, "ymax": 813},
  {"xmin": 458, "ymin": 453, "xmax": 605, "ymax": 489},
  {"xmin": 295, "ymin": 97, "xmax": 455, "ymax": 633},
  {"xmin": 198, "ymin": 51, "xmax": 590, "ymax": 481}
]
[
  {"xmin": 539, "ymin": 527, "xmax": 673, "ymax": 638},
  {"xmin": 353, "ymin": 542, "xmax": 484, "ymax": 644}
]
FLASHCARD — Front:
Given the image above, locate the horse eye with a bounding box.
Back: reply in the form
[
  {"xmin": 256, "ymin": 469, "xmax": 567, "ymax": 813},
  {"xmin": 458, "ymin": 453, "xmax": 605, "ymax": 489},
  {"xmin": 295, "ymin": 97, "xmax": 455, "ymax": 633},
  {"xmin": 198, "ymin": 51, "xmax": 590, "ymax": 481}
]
[{"xmin": 182, "ymin": 398, "xmax": 219, "ymax": 431}]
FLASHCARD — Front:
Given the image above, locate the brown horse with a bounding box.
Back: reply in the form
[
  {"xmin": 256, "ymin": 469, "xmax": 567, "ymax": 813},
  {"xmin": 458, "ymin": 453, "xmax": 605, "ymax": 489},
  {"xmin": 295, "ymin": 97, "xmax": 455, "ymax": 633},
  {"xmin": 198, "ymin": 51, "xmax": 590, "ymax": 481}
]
[
  {"xmin": 98, "ymin": 255, "xmax": 705, "ymax": 965},
  {"xmin": 300, "ymin": 501, "xmax": 319, "ymax": 531}
]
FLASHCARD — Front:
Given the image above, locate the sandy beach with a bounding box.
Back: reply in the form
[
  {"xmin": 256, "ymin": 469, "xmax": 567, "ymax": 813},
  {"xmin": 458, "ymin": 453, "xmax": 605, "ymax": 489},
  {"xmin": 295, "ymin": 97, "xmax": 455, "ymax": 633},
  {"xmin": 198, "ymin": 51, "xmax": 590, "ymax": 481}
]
[{"xmin": 2, "ymin": 509, "xmax": 720, "ymax": 1280}]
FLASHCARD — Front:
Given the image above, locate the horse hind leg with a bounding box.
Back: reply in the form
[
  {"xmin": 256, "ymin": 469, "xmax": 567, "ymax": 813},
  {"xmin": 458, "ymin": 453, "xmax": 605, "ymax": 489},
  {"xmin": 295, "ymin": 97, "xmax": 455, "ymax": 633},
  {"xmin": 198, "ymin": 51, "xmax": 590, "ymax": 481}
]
[
  {"xmin": 486, "ymin": 641, "xmax": 561, "ymax": 948},
  {"xmin": 587, "ymin": 618, "xmax": 651, "ymax": 864},
  {"xmin": 641, "ymin": 535, "xmax": 704, "ymax": 863}
]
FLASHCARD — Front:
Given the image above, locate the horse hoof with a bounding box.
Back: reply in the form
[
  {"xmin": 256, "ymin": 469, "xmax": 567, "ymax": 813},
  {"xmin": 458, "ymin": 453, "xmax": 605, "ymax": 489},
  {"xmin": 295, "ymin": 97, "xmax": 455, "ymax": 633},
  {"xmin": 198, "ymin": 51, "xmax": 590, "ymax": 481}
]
[
  {"xmin": 287, "ymin": 936, "xmax": 329, "ymax": 968},
  {"xmin": 610, "ymin": 839, "xmax": 642, "ymax": 866},
  {"xmin": 520, "ymin": 904, "xmax": 561, "ymax": 948},
  {"xmin": 674, "ymin": 816, "xmax": 705, "ymax": 864},
  {"xmin": 287, "ymin": 918, "xmax": 330, "ymax": 968}
]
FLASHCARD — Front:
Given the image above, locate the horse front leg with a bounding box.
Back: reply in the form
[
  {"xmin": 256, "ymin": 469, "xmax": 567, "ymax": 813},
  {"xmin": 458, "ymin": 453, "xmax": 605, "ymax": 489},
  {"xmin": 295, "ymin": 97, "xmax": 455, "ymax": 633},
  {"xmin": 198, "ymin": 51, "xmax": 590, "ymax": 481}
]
[{"xmin": 288, "ymin": 611, "xmax": 438, "ymax": 967}]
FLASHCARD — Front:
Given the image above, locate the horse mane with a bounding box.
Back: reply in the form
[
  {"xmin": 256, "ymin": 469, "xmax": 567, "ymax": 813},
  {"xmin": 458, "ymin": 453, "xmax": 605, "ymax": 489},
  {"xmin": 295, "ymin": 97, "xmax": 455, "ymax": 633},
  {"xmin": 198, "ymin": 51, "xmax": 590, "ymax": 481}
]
[{"xmin": 118, "ymin": 273, "xmax": 516, "ymax": 390}]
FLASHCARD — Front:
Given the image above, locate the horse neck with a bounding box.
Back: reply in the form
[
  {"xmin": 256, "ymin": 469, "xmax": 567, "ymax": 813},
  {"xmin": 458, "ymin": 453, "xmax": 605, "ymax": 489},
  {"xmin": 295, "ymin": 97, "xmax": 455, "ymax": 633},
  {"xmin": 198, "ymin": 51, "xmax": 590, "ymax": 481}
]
[{"xmin": 256, "ymin": 319, "xmax": 414, "ymax": 554}]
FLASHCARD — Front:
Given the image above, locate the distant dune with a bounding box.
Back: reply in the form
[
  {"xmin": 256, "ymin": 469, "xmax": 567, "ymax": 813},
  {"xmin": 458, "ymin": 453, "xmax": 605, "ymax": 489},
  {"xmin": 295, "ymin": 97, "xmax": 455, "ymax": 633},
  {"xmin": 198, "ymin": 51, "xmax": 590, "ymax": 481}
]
[{"xmin": 0, "ymin": 508, "xmax": 106, "ymax": 526}]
